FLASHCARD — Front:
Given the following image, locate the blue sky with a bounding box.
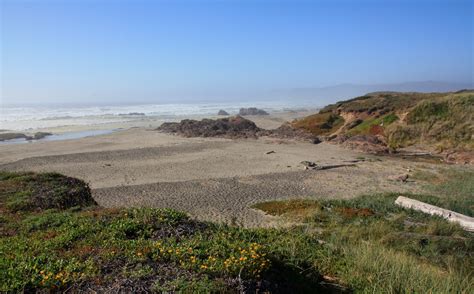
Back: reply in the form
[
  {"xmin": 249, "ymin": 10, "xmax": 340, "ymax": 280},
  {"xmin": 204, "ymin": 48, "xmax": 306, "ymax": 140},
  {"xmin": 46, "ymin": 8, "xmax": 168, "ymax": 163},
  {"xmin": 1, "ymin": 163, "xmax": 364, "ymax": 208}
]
[{"xmin": 1, "ymin": 0, "xmax": 473, "ymax": 104}]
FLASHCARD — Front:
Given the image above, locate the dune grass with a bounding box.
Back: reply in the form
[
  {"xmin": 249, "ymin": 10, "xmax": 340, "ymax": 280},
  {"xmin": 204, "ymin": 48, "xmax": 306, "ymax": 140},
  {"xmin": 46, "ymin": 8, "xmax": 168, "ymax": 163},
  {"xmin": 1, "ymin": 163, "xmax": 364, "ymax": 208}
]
[
  {"xmin": 254, "ymin": 192, "xmax": 473, "ymax": 293},
  {"xmin": 293, "ymin": 91, "xmax": 473, "ymax": 154},
  {"xmin": 387, "ymin": 93, "xmax": 474, "ymax": 150},
  {"xmin": 411, "ymin": 167, "xmax": 474, "ymax": 216},
  {"xmin": 320, "ymin": 92, "xmax": 445, "ymax": 114}
]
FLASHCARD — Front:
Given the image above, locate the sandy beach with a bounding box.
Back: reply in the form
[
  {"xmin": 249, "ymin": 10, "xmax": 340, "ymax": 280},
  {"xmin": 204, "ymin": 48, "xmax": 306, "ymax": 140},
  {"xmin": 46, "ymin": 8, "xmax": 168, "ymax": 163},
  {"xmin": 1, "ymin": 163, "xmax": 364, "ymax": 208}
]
[{"xmin": 0, "ymin": 113, "xmax": 430, "ymax": 227}]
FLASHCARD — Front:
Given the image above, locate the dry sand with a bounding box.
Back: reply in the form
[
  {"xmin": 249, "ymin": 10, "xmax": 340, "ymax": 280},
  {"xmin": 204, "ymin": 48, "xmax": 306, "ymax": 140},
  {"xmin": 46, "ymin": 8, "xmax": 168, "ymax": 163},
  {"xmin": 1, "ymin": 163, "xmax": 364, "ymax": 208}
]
[{"xmin": 0, "ymin": 114, "xmax": 430, "ymax": 227}]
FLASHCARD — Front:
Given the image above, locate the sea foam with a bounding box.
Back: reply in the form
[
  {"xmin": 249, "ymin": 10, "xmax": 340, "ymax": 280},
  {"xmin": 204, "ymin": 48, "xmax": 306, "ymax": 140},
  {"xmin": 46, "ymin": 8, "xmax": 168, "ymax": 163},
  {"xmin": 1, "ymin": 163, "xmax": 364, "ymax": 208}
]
[{"xmin": 0, "ymin": 101, "xmax": 316, "ymax": 131}]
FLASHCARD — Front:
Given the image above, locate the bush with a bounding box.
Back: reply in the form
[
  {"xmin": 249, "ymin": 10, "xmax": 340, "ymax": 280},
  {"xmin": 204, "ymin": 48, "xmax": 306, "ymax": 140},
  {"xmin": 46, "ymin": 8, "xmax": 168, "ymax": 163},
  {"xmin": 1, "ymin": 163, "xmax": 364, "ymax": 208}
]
[{"xmin": 0, "ymin": 172, "xmax": 96, "ymax": 212}]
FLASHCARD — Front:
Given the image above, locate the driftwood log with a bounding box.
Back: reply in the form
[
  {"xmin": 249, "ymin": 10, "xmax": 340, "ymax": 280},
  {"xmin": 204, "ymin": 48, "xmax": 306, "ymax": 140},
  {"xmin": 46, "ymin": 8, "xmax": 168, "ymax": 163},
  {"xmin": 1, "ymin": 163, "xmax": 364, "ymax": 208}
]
[{"xmin": 395, "ymin": 196, "xmax": 474, "ymax": 232}]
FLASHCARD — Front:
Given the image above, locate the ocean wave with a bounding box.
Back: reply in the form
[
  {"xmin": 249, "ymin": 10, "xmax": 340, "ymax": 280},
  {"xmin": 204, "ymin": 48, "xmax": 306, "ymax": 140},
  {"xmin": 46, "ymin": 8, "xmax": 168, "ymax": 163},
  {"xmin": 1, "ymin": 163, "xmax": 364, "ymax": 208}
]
[{"xmin": 0, "ymin": 101, "xmax": 317, "ymax": 131}]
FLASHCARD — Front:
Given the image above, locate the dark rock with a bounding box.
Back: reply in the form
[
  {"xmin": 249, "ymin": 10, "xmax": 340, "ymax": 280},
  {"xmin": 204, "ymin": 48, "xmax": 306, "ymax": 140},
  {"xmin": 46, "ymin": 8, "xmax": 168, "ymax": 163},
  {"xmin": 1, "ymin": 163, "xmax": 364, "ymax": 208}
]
[
  {"xmin": 158, "ymin": 117, "xmax": 323, "ymax": 142},
  {"xmin": 311, "ymin": 137, "xmax": 322, "ymax": 144},
  {"xmin": 239, "ymin": 107, "xmax": 269, "ymax": 116},
  {"xmin": 157, "ymin": 116, "xmax": 263, "ymax": 139},
  {"xmin": 32, "ymin": 132, "xmax": 52, "ymax": 140},
  {"xmin": 217, "ymin": 110, "xmax": 229, "ymax": 115},
  {"xmin": 0, "ymin": 133, "xmax": 29, "ymax": 141},
  {"xmin": 0, "ymin": 132, "xmax": 53, "ymax": 141},
  {"xmin": 119, "ymin": 112, "xmax": 145, "ymax": 116}
]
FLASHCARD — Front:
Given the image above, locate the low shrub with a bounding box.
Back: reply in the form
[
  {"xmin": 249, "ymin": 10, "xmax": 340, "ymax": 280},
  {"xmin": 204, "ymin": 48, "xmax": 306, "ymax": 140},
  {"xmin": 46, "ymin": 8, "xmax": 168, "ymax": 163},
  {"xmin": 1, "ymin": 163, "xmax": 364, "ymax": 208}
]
[{"xmin": 0, "ymin": 172, "xmax": 96, "ymax": 212}]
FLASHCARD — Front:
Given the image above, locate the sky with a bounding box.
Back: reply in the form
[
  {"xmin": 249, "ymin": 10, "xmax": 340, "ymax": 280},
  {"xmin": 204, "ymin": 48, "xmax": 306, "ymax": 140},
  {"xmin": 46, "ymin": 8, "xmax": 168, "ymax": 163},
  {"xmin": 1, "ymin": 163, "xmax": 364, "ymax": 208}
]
[{"xmin": 1, "ymin": 0, "xmax": 473, "ymax": 105}]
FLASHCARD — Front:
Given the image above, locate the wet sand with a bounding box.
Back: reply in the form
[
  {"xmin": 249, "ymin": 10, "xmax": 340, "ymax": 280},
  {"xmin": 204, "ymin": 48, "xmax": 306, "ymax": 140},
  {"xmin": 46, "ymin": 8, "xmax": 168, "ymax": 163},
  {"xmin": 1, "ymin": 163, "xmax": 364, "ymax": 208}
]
[{"xmin": 0, "ymin": 114, "xmax": 430, "ymax": 227}]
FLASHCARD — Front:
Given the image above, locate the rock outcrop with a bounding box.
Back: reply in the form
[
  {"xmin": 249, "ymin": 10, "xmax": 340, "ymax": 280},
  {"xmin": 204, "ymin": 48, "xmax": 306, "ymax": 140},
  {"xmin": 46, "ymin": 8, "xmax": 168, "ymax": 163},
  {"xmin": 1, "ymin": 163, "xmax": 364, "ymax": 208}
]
[
  {"xmin": 119, "ymin": 112, "xmax": 145, "ymax": 116},
  {"xmin": 157, "ymin": 117, "xmax": 320, "ymax": 142},
  {"xmin": 0, "ymin": 133, "xmax": 29, "ymax": 141},
  {"xmin": 239, "ymin": 108, "xmax": 269, "ymax": 116},
  {"xmin": 32, "ymin": 132, "xmax": 52, "ymax": 140},
  {"xmin": 0, "ymin": 132, "xmax": 52, "ymax": 142},
  {"xmin": 157, "ymin": 116, "xmax": 263, "ymax": 139},
  {"xmin": 217, "ymin": 110, "xmax": 229, "ymax": 115}
]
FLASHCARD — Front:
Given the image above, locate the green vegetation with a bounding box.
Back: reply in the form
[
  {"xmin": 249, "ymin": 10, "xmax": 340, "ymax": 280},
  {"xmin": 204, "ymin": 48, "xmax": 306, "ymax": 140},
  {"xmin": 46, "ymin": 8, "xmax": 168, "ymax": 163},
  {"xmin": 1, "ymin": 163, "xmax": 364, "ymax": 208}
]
[
  {"xmin": 347, "ymin": 113, "xmax": 399, "ymax": 136},
  {"xmin": 292, "ymin": 112, "xmax": 344, "ymax": 136},
  {"xmin": 382, "ymin": 113, "xmax": 399, "ymax": 125},
  {"xmin": 1, "ymin": 170, "xmax": 473, "ymax": 292},
  {"xmin": 320, "ymin": 92, "xmax": 444, "ymax": 114},
  {"xmin": 0, "ymin": 172, "xmax": 96, "ymax": 212},
  {"xmin": 254, "ymin": 192, "xmax": 473, "ymax": 293},
  {"xmin": 387, "ymin": 93, "xmax": 474, "ymax": 150},
  {"xmin": 293, "ymin": 91, "xmax": 473, "ymax": 154},
  {"xmin": 411, "ymin": 167, "xmax": 474, "ymax": 216}
]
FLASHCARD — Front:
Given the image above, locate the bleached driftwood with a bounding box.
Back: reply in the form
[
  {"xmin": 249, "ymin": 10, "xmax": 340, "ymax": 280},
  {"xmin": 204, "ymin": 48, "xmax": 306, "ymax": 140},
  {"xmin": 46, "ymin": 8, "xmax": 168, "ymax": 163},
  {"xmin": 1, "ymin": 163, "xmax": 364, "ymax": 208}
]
[{"xmin": 395, "ymin": 196, "xmax": 474, "ymax": 232}]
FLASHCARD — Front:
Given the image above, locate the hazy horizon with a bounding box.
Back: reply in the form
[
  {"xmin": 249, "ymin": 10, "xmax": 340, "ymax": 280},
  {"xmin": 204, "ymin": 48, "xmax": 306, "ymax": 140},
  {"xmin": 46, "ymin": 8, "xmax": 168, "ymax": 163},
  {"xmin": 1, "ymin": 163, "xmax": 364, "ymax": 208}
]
[
  {"xmin": 1, "ymin": 0, "xmax": 473, "ymax": 105},
  {"xmin": 1, "ymin": 80, "xmax": 473, "ymax": 108}
]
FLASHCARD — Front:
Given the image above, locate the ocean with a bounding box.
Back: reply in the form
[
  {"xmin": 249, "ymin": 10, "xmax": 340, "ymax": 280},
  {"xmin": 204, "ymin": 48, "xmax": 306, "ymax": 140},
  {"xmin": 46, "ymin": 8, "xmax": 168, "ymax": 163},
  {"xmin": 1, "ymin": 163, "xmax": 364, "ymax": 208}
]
[{"xmin": 0, "ymin": 100, "xmax": 318, "ymax": 132}]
